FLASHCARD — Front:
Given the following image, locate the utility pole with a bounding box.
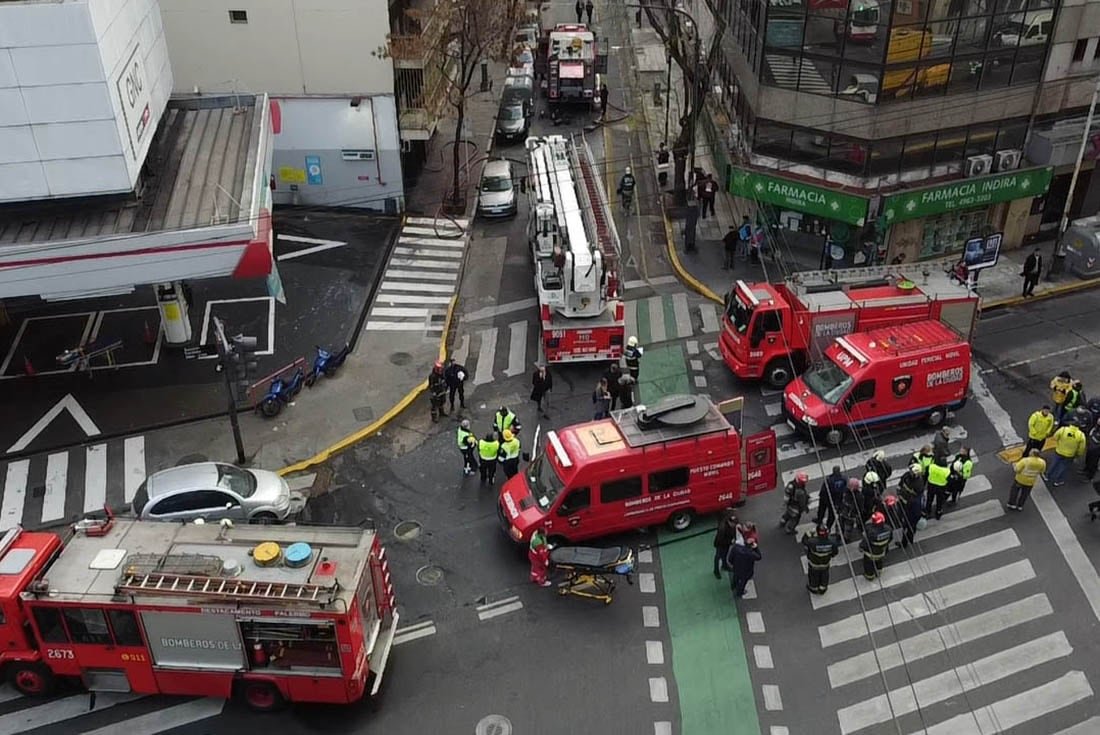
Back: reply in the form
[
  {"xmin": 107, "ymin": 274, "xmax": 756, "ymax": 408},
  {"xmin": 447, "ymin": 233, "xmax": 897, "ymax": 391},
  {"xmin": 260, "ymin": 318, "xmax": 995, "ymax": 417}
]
[
  {"xmin": 1052, "ymin": 74, "xmax": 1100, "ymax": 278},
  {"xmin": 212, "ymin": 316, "xmax": 255, "ymax": 465}
]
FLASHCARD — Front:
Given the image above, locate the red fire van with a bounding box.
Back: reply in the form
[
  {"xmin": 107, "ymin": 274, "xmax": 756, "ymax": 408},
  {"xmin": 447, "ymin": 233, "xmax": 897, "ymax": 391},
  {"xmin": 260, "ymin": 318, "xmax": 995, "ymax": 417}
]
[
  {"xmin": 783, "ymin": 320, "xmax": 971, "ymax": 446},
  {"xmin": 498, "ymin": 394, "xmax": 777, "ymax": 544}
]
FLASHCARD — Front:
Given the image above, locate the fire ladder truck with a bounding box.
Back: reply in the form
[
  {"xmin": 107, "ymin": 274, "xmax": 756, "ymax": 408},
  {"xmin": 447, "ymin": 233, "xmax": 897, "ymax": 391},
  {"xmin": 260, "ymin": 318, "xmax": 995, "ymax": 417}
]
[
  {"xmin": 541, "ymin": 24, "xmax": 607, "ymax": 108},
  {"xmin": 525, "ymin": 134, "xmax": 623, "ymax": 363}
]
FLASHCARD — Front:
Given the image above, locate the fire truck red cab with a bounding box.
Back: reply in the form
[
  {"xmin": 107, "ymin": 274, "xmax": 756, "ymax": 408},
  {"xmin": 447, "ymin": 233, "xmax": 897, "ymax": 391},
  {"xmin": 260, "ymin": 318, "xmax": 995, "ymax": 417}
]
[
  {"xmin": 0, "ymin": 517, "xmax": 398, "ymax": 711},
  {"xmin": 783, "ymin": 320, "xmax": 971, "ymax": 446},
  {"xmin": 498, "ymin": 394, "xmax": 777, "ymax": 544},
  {"xmin": 719, "ymin": 266, "xmax": 977, "ymax": 388}
]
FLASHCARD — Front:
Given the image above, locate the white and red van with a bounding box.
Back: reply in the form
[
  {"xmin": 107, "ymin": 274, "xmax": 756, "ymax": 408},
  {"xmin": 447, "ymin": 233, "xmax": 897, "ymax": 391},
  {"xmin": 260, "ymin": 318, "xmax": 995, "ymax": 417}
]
[
  {"xmin": 498, "ymin": 394, "xmax": 777, "ymax": 544},
  {"xmin": 783, "ymin": 320, "xmax": 971, "ymax": 446}
]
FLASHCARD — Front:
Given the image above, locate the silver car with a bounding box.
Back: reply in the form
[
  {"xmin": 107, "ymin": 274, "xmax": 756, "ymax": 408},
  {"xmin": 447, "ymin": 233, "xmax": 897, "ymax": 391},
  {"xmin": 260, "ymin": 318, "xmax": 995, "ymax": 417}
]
[
  {"xmin": 478, "ymin": 160, "xmax": 517, "ymax": 218},
  {"xmin": 132, "ymin": 462, "xmax": 293, "ymax": 523}
]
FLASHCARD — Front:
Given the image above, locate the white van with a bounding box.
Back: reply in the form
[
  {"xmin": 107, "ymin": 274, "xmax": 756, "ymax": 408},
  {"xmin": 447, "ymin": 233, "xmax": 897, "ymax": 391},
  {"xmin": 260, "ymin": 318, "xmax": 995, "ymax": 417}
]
[{"xmin": 992, "ymin": 9, "xmax": 1053, "ymax": 48}]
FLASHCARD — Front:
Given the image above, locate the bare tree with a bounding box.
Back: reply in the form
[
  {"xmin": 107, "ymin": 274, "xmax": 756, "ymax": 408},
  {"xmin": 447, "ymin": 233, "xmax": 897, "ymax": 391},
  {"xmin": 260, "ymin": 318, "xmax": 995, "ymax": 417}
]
[
  {"xmin": 642, "ymin": 2, "xmax": 727, "ymax": 203},
  {"xmin": 407, "ymin": 0, "xmax": 524, "ymax": 209}
]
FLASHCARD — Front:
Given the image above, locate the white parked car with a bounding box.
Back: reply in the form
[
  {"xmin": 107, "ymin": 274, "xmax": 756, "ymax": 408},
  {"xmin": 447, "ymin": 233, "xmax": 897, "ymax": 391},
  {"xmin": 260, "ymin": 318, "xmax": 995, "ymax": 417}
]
[
  {"xmin": 478, "ymin": 160, "xmax": 518, "ymax": 218},
  {"xmin": 132, "ymin": 462, "xmax": 295, "ymax": 523}
]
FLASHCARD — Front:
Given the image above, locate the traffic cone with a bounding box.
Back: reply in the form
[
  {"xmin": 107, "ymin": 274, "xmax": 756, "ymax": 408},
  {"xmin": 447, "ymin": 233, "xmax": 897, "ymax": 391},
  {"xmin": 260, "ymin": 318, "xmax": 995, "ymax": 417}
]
[
  {"xmin": 143, "ymin": 320, "xmax": 156, "ymax": 345},
  {"xmin": 23, "ymin": 355, "xmax": 34, "ymax": 376}
]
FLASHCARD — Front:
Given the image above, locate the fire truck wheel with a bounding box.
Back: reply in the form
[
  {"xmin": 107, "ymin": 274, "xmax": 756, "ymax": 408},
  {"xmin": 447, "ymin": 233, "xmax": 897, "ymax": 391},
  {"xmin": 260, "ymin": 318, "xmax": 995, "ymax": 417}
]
[
  {"xmin": 9, "ymin": 662, "xmax": 54, "ymax": 696},
  {"xmin": 667, "ymin": 509, "xmax": 695, "ymax": 532},
  {"xmin": 764, "ymin": 360, "xmax": 793, "ymax": 389},
  {"xmin": 925, "ymin": 405, "xmax": 948, "ymax": 427},
  {"xmin": 824, "ymin": 426, "xmax": 848, "ymax": 447},
  {"xmin": 238, "ymin": 680, "xmax": 285, "ymax": 712}
]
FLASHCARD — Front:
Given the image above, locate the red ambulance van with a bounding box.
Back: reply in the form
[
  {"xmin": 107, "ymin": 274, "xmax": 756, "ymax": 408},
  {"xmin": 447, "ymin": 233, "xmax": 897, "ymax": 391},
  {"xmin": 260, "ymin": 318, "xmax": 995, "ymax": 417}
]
[
  {"xmin": 783, "ymin": 320, "xmax": 971, "ymax": 446},
  {"xmin": 498, "ymin": 394, "xmax": 777, "ymax": 545}
]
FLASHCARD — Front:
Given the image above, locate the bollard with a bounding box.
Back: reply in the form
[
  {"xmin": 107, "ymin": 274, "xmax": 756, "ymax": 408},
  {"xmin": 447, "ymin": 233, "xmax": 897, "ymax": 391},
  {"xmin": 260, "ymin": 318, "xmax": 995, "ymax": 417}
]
[{"xmin": 479, "ymin": 59, "xmax": 489, "ymax": 92}]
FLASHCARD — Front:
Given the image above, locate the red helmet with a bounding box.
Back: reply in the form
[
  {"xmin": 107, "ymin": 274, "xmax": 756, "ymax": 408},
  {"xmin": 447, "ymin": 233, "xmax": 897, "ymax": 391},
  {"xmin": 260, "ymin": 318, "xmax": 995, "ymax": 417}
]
[
  {"xmin": 433, "ymin": 360, "xmax": 444, "ymax": 372},
  {"xmin": 795, "ymin": 472, "xmax": 808, "ymax": 484},
  {"xmin": 847, "ymin": 478, "xmax": 861, "ymax": 490},
  {"xmin": 884, "ymin": 495, "xmax": 897, "ymax": 506},
  {"xmin": 816, "ymin": 525, "xmax": 829, "ymax": 536},
  {"xmin": 871, "ymin": 511, "xmax": 886, "ymax": 524}
]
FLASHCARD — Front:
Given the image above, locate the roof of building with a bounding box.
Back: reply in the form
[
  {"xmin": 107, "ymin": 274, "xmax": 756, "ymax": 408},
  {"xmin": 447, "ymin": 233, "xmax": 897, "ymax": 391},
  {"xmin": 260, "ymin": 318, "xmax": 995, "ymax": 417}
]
[
  {"xmin": 0, "ymin": 96, "xmax": 263, "ymax": 247},
  {"xmin": 26, "ymin": 520, "xmax": 374, "ymax": 610}
]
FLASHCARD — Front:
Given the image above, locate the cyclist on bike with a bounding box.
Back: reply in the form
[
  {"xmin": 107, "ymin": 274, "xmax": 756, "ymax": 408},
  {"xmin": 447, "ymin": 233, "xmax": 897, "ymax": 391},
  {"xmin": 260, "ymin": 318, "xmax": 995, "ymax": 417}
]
[{"xmin": 617, "ymin": 166, "xmax": 636, "ymax": 213}]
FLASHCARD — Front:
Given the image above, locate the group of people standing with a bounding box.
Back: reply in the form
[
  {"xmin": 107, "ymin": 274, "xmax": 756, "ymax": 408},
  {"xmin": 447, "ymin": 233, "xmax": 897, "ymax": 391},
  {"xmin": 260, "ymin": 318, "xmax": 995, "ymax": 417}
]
[
  {"xmin": 712, "ymin": 510, "xmax": 761, "ymax": 598},
  {"xmin": 456, "ymin": 406, "xmax": 524, "ymax": 485}
]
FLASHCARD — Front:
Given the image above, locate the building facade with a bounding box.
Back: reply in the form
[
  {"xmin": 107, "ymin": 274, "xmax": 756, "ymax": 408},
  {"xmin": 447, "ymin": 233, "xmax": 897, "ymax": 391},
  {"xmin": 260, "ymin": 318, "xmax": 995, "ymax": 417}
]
[
  {"xmin": 704, "ymin": 0, "xmax": 1100, "ymax": 263},
  {"xmin": 158, "ymin": 0, "xmax": 404, "ymax": 212}
]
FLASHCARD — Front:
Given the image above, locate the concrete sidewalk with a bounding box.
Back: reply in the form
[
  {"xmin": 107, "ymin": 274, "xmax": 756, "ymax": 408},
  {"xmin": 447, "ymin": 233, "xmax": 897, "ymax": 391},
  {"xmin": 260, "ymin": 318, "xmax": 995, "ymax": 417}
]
[
  {"xmin": 145, "ymin": 64, "xmax": 509, "ymax": 478},
  {"xmin": 627, "ymin": 28, "xmax": 1100, "ymax": 312}
]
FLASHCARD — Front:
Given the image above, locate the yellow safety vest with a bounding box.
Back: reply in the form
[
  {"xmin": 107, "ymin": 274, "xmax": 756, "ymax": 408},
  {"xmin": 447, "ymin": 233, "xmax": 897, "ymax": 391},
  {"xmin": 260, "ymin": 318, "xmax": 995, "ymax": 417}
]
[
  {"xmin": 955, "ymin": 458, "xmax": 973, "ymax": 481},
  {"xmin": 457, "ymin": 428, "xmax": 474, "ymax": 450},
  {"xmin": 1051, "ymin": 377, "xmax": 1072, "ymax": 404},
  {"xmin": 1014, "ymin": 456, "xmax": 1046, "ymax": 487},
  {"xmin": 927, "ymin": 461, "xmax": 950, "ymax": 488},
  {"xmin": 479, "ymin": 439, "xmax": 500, "ymax": 461},
  {"xmin": 500, "ymin": 438, "xmax": 521, "ymax": 461},
  {"xmin": 1054, "ymin": 426, "xmax": 1085, "ymax": 458},
  {"xmin": 494, "ymin": 411, "xmax": 516, "ymax": 433},
  {"xmin": 1028, "ymin": 411, "xmax": 1054, "ymax": 441}
]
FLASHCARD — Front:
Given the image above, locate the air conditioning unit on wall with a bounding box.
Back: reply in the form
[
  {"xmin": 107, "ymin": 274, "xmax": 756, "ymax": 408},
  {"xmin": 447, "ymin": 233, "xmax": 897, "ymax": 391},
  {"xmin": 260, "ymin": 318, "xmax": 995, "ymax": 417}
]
[
  {"xmin": 994, "ymin": 148, "xmax": 1022, "ymax": 172},
  {"xmin": 965, "ymin": 154, "xmax": 993, "ymax": 177}
]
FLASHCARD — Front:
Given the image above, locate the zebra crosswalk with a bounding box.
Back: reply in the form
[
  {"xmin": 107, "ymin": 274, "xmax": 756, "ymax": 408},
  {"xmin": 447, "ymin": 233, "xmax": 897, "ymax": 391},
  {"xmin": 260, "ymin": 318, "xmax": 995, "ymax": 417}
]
[
  {"xmin": 765, "ymin": 54, "xmax": 833, "ymax": 94},
  {"xmin": 624, "ymin": 293, "xmax": 721, "ymax": 345},
  {"xmin": 0, "ymin": 686, "xmax": 224, "ymax": 735},
  {"xmin": 0, "ymin": 436, "xmax": 145, "ymax": 529},
  {"xmin": 364, "ymin": 216, "xmax": 469, "ymax": 337}
]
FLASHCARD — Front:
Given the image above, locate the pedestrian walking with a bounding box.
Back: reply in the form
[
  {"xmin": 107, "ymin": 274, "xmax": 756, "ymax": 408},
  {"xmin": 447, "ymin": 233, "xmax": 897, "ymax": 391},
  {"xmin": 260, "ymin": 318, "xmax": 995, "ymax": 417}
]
[
  {"xmin": 457, "ymin": 419, "xmax": 479, "ymax": 476},
  {"xmin": 712, "ymin": 508, "xmax": 738, "ymax": 578},
  {"xmin": 592, "ymin": 378, "xmax": 612, "ymax": 419},
  {"xmin": 946, "ymin": 448, "xmax": 974, "ymax": 506},
  {"xmin": 494, "ymin": 405, "xmax": 520, "ymax": 441},
  {"xmin": 655, "ymin": 142, "xmax": 670, "ymax": 187},
  {"xmin": 1021, "ymin": 247, "xmax": 1042, "ymax": 297},
  {"xmin": 1025, "ymin": 405, "xmax": 1055, "ymax": 456},
  {"xmin": 802, "ymin": 525, "xmax": 839, "ymax": 594},
  {"xmin": 599, "ymin": 82, "xmax": 609, "ymax": 119},
  {"xmin": 478, "ymin": 432, "xmax": 500, "ymax": 485},
  {"xmin": 751, "ymin": 224, "xmax": 766, "ymax": 263},
  {"xmin": 585, "ymin": 0, "xmax": 593, "ymax": 24},
  {"xmin": 1008, "ymin": 449, "xmax": 1046, "ymax": 511},
  {"xmin": 1082, "ymin": 420, "xmax": 1100, "ymax": 480},
  {"xmin": 738, "ymin": 216, "xmax": 752, "ymax": 258},
  {"xmin": 617, "ymin": 166, "xmax": 635, "ymax": 212},
  {"xmin": 624, "ymin": 336, "xmax": 644, "ymax": 379},
  {"xmin": 444, "ymin": 357, "xmax": 468, "ymax": 413},
  {"xmin": 699, "ymin": 174, "xmax": 717, "ymax": 219},
  {"xmin": 603, "ymin": 362, "xmax": 623, "ymax": 410},
  {"xmin": 815, "ymin": 466, "xmax": 847, "ymax": 529},
  {"xmin": 860, "ymin": 511, "xmax": 892, "ymax": 580},
  {"xmin": 575, "ymin": 0, "xmax": 583, "ymax": 23},
  {"xmin": 1047, "ymin": 422, "xmax": 1085, "ymax": 486},
  {"xmin": 723, "ymin": 226, "xmax": 738, "ymax": 270},
  {"xmin": 528, "ymin": 528, "xmax": 552, "ymax": 587},
  {"xmin": 618, "ymin": 374, "xmax": 637, "ymax": 409},
  {"xmin": 932, "ymin": 426, "xmax": 951, "ymax": 463},
  {"xmin": 779, "ymin": 472, "xmax": 809, "ymax": 534},
  {"xmin": 727, "ymin": 536, "xmax": 761, "ymax": 599},
  {"xmin": 924, "ymin": 453, "xmax": 951, "ymax": 520},
  {"xmin": 499, "ymin": 429, "xmax": 522, "ymax": 479},
  {"xmin": 530, "ymin": 363, "xmax": 553, "ymax": 417},
  {"xmin": 1051, "ymin": 371, "xmax": 1073, "ymax": 424}
]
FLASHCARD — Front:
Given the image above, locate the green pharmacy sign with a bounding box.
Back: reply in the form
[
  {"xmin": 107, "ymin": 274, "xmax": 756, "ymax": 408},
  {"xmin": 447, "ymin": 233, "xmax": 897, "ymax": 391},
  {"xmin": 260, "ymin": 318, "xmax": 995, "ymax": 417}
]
[
  {"xmin": 729, "ymin": 168, "xmax": 869, "ymax": 226},
  {"xmin": 881, "ymin": 167, "xmax": 1054, "ymax": 224}
]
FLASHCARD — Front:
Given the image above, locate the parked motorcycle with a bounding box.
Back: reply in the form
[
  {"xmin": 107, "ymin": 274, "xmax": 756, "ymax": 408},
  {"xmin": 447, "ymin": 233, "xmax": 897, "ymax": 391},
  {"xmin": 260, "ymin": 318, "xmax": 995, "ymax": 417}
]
[
  {"xmin": 306, "ymin": 344, "xmax": 351, "ymax": 386},
  {"xmin": 259, "ymin": 367, "xmax": 305, "ymax": 417}
]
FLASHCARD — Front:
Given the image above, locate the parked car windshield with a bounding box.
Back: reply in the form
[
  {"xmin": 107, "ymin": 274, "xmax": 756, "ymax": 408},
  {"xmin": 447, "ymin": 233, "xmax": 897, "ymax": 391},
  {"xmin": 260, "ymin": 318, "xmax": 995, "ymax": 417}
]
[
  {"xmin": 216, "ymin": 465, "xmax": 257, "ymax": 497},
  {"xmin": 482, "ymin": 176, "xmax": 513, "ymax": 193},
  {"xmin": 802, "ymin": 358, "xmax": 854, "ymax": 405},
  {"xmin": 528, "ymin": 454, "xmax": 563, "ymax": 511},
  {"xmin": 500, "ymin": 105, "xmax": 524, "ymax": 121}
]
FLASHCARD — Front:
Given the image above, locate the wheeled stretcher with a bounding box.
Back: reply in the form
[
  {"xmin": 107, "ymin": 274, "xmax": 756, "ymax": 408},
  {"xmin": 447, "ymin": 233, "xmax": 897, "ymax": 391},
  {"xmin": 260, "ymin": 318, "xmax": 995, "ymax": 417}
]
[{"xmin": 549, "ymin": 545, "xmax": 635, "ymax": 604}]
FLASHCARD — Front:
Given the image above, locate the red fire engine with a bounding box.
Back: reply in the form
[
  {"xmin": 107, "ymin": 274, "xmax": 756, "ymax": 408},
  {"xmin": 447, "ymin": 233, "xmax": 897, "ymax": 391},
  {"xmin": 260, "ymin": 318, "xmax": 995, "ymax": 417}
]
[
  {"xmin": 719, "ymin": 264, "xmax": 979, "ymax": 388},
  {"xmin": 525, "ymin": 134, "xmax": 624, "ymax": 362},
  {"xmin": 539, "ymin": 24, "xmax": 607, "ymax": 107},
  {"xmin": 0, "ymin": 515, "xmax": 398, "ymax": 711}
]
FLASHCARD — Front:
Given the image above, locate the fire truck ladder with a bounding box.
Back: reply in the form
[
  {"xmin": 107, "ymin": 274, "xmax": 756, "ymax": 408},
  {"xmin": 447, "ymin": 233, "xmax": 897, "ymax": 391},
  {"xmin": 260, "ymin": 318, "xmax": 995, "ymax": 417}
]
[
  {"xmin": 787, "ymin": 257, "xmax": 958, "ymax": 292},
  {"xmin": 572, "ymin": 134, "xmax": 622, "ymax": 275},
  {"xmin": 117, "ymin": 571, "xmax": 337, "ymax": 605}
]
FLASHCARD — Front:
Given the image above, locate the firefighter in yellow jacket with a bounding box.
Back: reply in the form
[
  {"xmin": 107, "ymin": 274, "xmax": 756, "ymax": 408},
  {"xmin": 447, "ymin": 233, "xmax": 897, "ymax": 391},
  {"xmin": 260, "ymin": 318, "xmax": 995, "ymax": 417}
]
[
  {"xmin": 1051, "ymin": 371, "xmax": 1073, "ymax": 424},
  {"xmin": 1025, "ymin": 405, "xmax": 1055, "ymax": 456},
  {"xmin": 1047, "ymin": 422, "xmax": 1086, "ymax": 487},
  {"xmin": 1008, "ymin": 449, "xmax": 1046, "ymax": 511}
]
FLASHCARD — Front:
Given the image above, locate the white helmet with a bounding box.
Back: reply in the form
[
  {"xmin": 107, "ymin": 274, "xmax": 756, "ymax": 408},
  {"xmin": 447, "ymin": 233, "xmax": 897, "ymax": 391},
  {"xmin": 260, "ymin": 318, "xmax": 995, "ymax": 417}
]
[
  {"xmin": 627, "ymin": 336, "xmax": 639, "ymax": 347},
  {"xmin": 624, "ymin": 166, "xmax": 632, "ymax": 176},
  {"xmin": 863, "ymin": 470, "xmax": 880, "ymax": 485},
  {"xmin": 909, "ymin": 464, "xmax": 923, "ymax": 475},
  {"xmin": 952, "ymin": 460, "xmax": 964, "ymax": 473},
  {"xmin": 873, "ymin": 450, "xmax": 886, "ymax": 461}
]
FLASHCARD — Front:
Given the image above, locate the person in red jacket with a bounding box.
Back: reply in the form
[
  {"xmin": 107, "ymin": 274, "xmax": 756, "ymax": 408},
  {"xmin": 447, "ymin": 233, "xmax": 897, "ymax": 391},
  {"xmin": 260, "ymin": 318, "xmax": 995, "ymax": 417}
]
[{"xmin": 528, "ymin": 529, "xmax": 551, "ymax": 587}]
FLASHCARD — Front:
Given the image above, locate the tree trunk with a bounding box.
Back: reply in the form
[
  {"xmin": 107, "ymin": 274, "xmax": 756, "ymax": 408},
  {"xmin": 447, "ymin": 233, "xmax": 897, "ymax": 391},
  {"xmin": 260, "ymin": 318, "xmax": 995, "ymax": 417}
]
[{"xmin": 451, "ymin": 97, "xmax": 466, "ymax": 206}]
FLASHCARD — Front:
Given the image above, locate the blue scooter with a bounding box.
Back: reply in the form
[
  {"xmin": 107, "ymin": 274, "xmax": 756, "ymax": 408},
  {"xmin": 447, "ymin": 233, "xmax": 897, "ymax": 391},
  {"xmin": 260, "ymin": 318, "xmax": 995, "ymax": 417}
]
[
  {"xmin": 306, "ymin": 344, "xmax": 351, "ymax": 386},
  {"xmin": 259, "ymin": 367, "xmax": 305, "ymax": 417}
]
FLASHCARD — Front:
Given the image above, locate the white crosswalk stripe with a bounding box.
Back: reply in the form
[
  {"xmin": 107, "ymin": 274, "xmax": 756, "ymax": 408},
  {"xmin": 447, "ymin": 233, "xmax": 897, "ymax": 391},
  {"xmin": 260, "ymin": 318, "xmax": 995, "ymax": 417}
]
[
  {"xmin": 624, "ymin": 295, "xmax": 701, "ymax": 345},
  {"xmin": 765, "ymin": 54, "xmax": 833, "ymax": 94},
  {"xmin": 365, "ymin": 217, "xmax": 469, "ymax": 336},
  {"xmin": 0, "ymin": 437, "xmax": 147, "ymax": 530}
]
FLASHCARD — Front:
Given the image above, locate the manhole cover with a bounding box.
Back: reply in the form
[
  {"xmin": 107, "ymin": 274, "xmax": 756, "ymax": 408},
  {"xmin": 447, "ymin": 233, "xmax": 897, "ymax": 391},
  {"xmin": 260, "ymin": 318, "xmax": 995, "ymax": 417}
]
[
  {"xmin": 390, "ymin": 351, "xmax": 412, "ymax": 366},
  {"xmin": 415, "ymin": 565, "xmax": 444, "ymax": 586},
  {"xmin": 394, "ymin": 520, "xmax": 422, "ymax": 541},
  {"xmin": 475, "ymin": 715, "xmax": 513, "ymax": 735},
  {"xmin": 176, "ymin": 453, "xmax": 207, "ymax": 466}
]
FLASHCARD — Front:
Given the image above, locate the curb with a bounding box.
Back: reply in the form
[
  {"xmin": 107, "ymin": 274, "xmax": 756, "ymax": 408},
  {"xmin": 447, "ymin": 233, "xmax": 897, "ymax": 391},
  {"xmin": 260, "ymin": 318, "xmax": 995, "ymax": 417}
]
[
  {"xmin": 660, "ymin": 204, "xmax": 724, "ymax": 305},
  {"xmin": 980, "ymin": 275, "xmax": 1100, "ymax": 312}
]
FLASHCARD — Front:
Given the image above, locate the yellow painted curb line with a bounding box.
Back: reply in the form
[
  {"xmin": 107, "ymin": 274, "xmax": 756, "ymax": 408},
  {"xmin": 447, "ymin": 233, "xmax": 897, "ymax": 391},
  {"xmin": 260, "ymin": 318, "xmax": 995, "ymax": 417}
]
[
  {"xmin": 278, "ymin": 292, "xmax": 459, "ymax": 476},
  {"xmin": 660, "ymin": 200, "xmax": 723, "ymax": 305},
  {"xmin": 982, "ymin": 275, "xmax": 1100, "ymax": 311}
]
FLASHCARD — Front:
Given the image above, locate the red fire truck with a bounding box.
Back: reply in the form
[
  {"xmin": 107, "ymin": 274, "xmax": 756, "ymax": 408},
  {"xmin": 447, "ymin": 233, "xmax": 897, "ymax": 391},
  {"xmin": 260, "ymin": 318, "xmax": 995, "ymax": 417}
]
[
  {"xmin": 0, "ymin": 514, "xmax": 398, "ymax": 711},
  {"xmin": 719, "ymin": 264, "xmax": 979, "ymax": 388},
  {"xmin": 525, "ymin": 134, "xmax": 624, "ymax": 362},
  {"xmin": 539, "ymin": 24, "xmax": 607, "ymax": 107}
]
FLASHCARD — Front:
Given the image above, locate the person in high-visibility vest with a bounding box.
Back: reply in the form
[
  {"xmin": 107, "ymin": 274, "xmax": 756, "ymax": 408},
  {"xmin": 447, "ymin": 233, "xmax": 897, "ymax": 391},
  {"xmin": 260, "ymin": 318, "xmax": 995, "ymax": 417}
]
[
  {"xmin": 1008, "ymin": 449, "xmax": 1046, "ymax": 511},
  {"xmin": 924, "ymin": 454, "xmax": 951, "ymax": 520},
  {"xmin": 946, "ymin": 447, "xmax": 975, "ymax": 507},
  {"xmin": 1025, "ymin": 405, "xmax": 1055, "ymax": 456},
  {"xmin": 910, "ymin": 444, "xmax": 934, "ymax": 475},
  {"xmin": 493, "ymin": 406, "xmax": 520, "ymax": 441},
  {"xmin": 499, "ymin": 429, "xmax": 522, "ymax": 479},
  {"xmin": 1048, "ymin": 422, "xmax": 1086, "ymax": 486},
  {"xmin": 457, "ymin": 419, "xmax": 478, "ymax": 476},
  {"xmin": 1051, "ymin": 371, "xmax": 1073, "ymax": 424},
  {"xmin": 478, "ymin": 433, "xmax": 500, "ymax": 485}
]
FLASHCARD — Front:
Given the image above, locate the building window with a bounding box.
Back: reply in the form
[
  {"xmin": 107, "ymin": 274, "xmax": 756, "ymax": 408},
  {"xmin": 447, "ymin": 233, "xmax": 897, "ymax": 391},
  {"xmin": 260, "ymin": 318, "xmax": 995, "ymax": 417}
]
[
  {"xmin": 1074, "ymin": 39, "xmax": 1089, "ymax": 62},
  {"xmin": 229, "ymin": 10, "xmax": 248, "ymax": 23},
  {"xmin": 920, "ymin": 207, "xmax": 990, "ymax": 259}
]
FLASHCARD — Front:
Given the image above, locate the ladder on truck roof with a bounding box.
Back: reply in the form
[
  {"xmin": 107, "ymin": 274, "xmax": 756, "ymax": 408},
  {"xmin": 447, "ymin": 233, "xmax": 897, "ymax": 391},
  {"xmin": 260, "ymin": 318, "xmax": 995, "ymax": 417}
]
[
  {"xmin": 117, "ymin": 571, "xmax": 338, "ymax": 605},
  {"xmin": 571, "ymin": 134, "xmax": 621, "ymax": 275},
  {"xmin": 786, "ymin": 257, "xmax": 962, "ymax": 294}
]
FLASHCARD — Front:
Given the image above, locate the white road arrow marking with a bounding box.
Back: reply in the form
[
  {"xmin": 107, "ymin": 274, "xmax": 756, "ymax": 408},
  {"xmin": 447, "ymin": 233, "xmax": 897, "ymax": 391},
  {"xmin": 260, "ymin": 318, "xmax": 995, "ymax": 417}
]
[
  {"xmin": 276, "ymin": 234, "xmax": 348, "ymax": 261},
  {"xmin": 7, "ymin": 394, "xmax": 101, "ymax": 453}
]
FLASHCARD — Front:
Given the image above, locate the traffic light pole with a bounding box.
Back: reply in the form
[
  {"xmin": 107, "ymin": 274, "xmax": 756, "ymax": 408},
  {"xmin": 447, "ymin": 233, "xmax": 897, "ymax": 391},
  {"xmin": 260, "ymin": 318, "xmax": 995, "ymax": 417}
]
[{"xmin": 212, "ymin": 317, "xmax": 248, "ymax": 465}]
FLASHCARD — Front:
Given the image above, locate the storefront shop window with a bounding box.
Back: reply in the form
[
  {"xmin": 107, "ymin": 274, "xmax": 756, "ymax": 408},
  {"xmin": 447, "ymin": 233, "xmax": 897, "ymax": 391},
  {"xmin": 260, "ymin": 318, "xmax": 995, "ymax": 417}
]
[{"xmin": 920, "ymin": 207, "xmax": 990, "ymax": 259}]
